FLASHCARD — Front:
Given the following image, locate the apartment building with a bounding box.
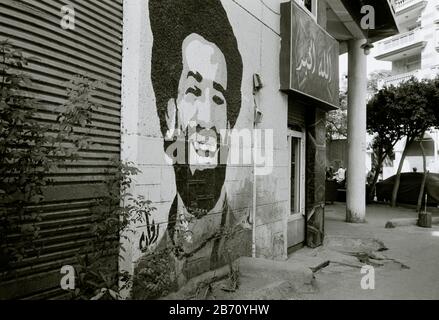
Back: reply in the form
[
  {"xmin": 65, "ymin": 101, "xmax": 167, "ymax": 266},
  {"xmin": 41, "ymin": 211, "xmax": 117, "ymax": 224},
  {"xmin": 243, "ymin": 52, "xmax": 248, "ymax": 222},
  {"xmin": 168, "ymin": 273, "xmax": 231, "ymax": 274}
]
[{"xmin": 374, "ymin": 0, "xmax": 439, "ymax": 178}]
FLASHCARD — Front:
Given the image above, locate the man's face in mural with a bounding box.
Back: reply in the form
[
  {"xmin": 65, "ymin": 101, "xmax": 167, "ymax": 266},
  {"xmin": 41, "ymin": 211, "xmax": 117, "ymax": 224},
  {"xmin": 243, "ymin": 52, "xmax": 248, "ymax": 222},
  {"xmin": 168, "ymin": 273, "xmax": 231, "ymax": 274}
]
[
  {"xmin": 143, "ymin": 0, "xmax": 245, "ymax": 272},
  {"xmin": 171, "ymin": 33, "xmax": 228, "ymax": 174}
]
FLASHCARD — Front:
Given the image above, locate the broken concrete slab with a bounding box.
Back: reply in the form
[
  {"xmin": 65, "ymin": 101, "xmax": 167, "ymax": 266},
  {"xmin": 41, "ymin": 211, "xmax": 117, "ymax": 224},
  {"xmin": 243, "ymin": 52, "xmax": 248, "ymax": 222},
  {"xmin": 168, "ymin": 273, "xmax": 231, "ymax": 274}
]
[
  {"xmin": 324, "ymin": 235, "xmax": 388, "ymax": 253},
  {"xmin": 237, "ymin": 257, "xmax": 314, "ymax": 285},
  {"xmin": 161, "ymin": 264, "xmax": 232, "ymax": 300},
  {"xmin": 303, "ymin": 203, "xmax": 438, "ymax": 299},
  {"xmin": 211, "ymin": 258, "xmax": 317, "ymax": 300},
  {"xmin": 162, "ymin": 257, "xmax": 315, "ymax": 300},
  {"xmin": 289, "ymin": 234, "xmax": 410, "ymax": 276},
  {"xmin": 237, "ymin": 279, "xmax": 316, "ymax": 300}
]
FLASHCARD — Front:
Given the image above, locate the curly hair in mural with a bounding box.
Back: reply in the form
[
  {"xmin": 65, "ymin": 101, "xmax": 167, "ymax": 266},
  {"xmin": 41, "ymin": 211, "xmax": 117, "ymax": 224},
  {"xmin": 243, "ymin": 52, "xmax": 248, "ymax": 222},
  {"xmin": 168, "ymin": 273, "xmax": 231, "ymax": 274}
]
[{"xmin": 134, "ymin": 0, "xmax": 250, "ymax": 298}]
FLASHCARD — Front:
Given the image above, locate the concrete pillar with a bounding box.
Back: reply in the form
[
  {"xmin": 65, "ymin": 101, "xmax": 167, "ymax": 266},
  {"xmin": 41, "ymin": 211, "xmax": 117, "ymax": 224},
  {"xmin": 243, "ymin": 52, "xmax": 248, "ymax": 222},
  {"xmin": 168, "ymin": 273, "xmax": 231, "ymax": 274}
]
[{"xmin": 346, "ymin": 39, "xmax": 367, "ymax": 223}]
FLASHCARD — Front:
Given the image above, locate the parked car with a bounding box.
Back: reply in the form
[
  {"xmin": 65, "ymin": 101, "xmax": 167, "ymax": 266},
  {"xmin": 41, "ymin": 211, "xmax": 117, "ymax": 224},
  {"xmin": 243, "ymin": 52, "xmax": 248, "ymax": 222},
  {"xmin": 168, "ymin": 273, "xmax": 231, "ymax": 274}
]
[{"xmin": 376, "ymin": 172, "xmax": 439, "ymax": 206}]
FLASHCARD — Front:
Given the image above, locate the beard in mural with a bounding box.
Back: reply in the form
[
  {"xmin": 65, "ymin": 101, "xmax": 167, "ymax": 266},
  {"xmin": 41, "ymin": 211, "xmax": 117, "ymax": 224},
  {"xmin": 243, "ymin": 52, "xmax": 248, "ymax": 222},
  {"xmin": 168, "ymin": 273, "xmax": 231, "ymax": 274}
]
[{"xmin": 135, "ymin": 0, "xmax": 250, "ymax": 295}]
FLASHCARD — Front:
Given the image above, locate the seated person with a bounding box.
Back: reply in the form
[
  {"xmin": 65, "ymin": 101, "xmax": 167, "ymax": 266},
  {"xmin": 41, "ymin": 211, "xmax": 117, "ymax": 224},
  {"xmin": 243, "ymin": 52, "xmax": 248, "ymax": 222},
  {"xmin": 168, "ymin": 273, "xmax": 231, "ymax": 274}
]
[
  {"xmin": 367, "ymin": 170, "xmax": 375, "ymax": 186},
  {"xmin": 334, "ymin": 167, "xmax": 346, "ymax": 185},
  {"xmin": 326, "ymin": 167, "xmax": 334, "ymax": 181}
]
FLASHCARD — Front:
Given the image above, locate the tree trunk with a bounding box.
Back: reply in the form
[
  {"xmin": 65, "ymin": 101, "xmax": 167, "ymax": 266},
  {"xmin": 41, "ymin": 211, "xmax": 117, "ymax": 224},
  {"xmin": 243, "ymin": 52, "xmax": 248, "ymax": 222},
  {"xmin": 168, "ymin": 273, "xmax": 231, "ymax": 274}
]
[
  {"xmin": 417, "ymin": 137, "xmax": 428, "ymax": 213},
  {"xmin": 369, "ymin": 163, "xmax": 382, "ymax": 201},
  {"xmin": 391, "ymin": 138, "xmax": 413, "ymax": 207}
]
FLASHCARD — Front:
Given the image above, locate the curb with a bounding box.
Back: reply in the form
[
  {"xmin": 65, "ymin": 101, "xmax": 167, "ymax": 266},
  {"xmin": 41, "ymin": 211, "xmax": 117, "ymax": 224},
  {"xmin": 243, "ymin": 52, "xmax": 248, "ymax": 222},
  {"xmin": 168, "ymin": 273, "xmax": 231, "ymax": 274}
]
[{"xmin": 385, "ymin": 217, "xmax": 439, "ymax": 229}]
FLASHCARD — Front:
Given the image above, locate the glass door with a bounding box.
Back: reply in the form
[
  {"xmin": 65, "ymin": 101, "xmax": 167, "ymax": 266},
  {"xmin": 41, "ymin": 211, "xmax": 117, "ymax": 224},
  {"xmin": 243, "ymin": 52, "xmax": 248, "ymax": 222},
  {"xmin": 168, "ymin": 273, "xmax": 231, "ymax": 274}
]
[
  {"xmin": 289, "ymin": 131, "xmax": 305, "ymax": 216},
  {"xmin": 287, "ymin": 130, "xmax": 306, "ymax": 250},
  {"xmin": 291, "ymin": 137, "xmax": 300, "ymax": 213}
]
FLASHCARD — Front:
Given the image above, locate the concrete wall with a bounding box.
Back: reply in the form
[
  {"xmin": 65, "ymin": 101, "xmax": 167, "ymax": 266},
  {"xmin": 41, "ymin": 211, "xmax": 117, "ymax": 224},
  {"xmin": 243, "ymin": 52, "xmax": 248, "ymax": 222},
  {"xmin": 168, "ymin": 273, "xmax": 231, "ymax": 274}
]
[
  {"xmin": 384, "ymin": 132, "xmax": 439, "ymax": 180},
  {"xmin": 392, "ymin": 55, "xmax": 422, "ymax": 74},
  {"xmin": 121, "ymin": 0, "xmax": 292, "ymax": 299}
]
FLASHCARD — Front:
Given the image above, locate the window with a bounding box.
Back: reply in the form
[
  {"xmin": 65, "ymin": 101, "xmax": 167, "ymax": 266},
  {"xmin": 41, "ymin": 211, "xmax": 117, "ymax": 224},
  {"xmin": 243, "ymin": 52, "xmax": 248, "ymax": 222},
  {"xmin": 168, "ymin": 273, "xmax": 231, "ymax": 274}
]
[
  {"xmin": 406, "ymin": 55, "xmax": 421, "ymax": 72},
  {"xmin": 295, "ymin": 0, "xmax": 318, "ymax": 18}
]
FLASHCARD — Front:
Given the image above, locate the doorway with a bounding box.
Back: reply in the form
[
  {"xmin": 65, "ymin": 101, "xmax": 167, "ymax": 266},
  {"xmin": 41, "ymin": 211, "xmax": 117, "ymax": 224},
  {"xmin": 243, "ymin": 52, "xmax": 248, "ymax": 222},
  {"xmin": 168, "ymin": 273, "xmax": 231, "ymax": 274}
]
[{"xmin": 287, "ymin": 130, "xmax": 306, "ymax": 251}]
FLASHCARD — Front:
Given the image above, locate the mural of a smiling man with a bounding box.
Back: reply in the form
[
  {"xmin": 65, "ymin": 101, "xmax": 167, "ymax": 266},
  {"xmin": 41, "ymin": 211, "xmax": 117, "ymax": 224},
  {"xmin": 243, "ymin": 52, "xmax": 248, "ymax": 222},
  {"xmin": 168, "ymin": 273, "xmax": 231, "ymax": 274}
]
[{"xmin": 134, "ymin": 0, "xmax": 252, "ymax": 297}]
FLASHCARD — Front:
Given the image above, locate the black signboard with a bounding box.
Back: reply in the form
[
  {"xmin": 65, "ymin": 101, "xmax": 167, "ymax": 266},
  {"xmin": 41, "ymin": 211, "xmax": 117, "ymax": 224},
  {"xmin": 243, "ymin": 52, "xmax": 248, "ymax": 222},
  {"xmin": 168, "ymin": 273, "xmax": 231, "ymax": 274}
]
[{"xmin": 280, "ymin": 1, "xmax": 339, "ymax": 109}]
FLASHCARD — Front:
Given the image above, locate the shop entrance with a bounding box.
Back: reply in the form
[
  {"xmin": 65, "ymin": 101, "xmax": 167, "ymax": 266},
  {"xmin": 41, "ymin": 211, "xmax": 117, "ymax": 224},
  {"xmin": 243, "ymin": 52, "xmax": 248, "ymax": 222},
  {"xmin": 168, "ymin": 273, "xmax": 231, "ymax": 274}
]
[{"xmin": 287, "ymin": 130, "xmax": 306, "ymax": 251}]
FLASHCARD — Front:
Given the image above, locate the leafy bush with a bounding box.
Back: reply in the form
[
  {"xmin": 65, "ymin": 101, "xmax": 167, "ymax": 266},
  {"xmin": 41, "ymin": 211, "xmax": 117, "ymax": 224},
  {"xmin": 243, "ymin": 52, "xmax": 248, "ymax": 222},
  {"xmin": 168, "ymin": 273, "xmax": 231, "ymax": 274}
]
[
  {"xmin": 71, "ymin": 160, "xmax": 157, "ymax": 300},
  {"xmin": 0, "ymin": 39, "xmax": 104, "ymax": 271},
  {"xmin": 0, "ymin": 41, "xmax": 159, "ymax": 300}
]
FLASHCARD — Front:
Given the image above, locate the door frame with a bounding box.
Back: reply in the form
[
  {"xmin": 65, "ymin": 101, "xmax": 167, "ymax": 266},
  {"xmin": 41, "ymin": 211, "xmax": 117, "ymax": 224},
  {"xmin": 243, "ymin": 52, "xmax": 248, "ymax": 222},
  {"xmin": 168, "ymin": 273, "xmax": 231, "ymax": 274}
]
[{"xmin": 287, "ymin": 129, "xmax": 306, "ymax": 222}]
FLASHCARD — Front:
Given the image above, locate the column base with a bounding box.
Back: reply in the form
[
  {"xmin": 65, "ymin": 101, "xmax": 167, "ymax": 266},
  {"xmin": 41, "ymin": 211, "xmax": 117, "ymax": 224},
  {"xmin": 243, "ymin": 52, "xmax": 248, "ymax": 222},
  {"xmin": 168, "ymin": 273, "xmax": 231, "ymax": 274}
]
[{"xmin": 346, "ymin": 209, "xmax": 366, "ymax": 224}]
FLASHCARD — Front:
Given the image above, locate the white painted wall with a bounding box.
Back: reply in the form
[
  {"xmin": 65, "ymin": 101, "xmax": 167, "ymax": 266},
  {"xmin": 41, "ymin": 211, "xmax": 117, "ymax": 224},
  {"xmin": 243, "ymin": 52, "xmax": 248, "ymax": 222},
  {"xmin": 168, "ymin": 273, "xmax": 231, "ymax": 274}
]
[
  {"xmin": 120, "ymin": 0, "xmax": 292, "ymax": 288},
  {"xmin": 222, "ymin": 0, "xmax": 289, "ymax": 260}
]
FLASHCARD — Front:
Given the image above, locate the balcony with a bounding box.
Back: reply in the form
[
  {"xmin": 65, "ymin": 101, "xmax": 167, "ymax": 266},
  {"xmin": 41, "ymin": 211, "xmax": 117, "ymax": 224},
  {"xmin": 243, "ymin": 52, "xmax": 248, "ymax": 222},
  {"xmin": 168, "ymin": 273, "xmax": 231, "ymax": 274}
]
[
  {"xmin": 374, "ymin": 27, "xmax": 426, "ymax": 61},
  {"xmin": 378, "ymin": 68, "xmax": 439, "ymax": 89},
  {"xmin": 391, "ymin": 0, "xmax": 427, "ymax": 28},
  {"xmin": 378, "ymin": 70, "xmax": 420, "ymax": 88},
  {"xmin": 393, "ymin": 0, "xmax": 427, "ymax": 13}
]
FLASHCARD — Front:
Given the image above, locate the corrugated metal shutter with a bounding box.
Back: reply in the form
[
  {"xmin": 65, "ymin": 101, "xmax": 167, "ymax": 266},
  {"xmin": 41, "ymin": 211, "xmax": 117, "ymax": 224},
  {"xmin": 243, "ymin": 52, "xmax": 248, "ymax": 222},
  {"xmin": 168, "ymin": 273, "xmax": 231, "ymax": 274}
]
[
  {"xmin": 288, "ymin": 96, "xmax": 306, "ymax": 129},
  {"xmin": 0, "ymin": 0, "xmax": 123, "ymax": 299}
]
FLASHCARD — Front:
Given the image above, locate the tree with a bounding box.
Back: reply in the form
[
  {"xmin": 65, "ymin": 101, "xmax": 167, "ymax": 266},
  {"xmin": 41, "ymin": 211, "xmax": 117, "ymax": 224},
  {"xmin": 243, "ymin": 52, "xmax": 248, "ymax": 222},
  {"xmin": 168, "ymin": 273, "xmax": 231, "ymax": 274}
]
[
  {"xmin": 367, "ymin": 70, "xmax": 392, "ymax": 94},
  {"xmin": 388, "ymin": 77, "xmax": 439, "ymax": 207},
  {"xmin": 327, "ymin": 70, "xmax": 391, "ymax": 143},
  {"xmin": 367, "ymin": 87, "xmax": 405, "ymax": 201},
  {"xmin": 326, "ymin": 90, "xmax": 348, "ymax": 141},
  {"xmin": 367, "ymin": 77, "xmax": 439, "ymax": 207},
  {"xmin": 416, "ymin": 76, "xmax": 439, "ymax": 212}
]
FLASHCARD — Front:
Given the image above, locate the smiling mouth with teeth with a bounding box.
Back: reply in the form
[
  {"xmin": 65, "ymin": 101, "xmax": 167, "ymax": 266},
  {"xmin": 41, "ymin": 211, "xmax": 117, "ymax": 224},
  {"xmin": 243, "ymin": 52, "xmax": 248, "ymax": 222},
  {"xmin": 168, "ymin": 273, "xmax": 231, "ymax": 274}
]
[{"xmin": 191, "ymin": 134, "xmax": 218, "ymax": 158}]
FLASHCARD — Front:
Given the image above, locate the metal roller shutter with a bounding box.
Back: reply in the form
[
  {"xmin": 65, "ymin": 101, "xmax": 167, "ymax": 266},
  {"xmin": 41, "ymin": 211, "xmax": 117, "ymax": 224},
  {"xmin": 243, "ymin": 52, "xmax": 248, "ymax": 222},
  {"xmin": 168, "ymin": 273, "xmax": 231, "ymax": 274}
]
[
  {"xmin": 288, "ymin": 96, "xmax": 306, "ymax": 129},
  {"xmin": 0, "ymin": 0, "xmax": 123, "ymax": 300}
]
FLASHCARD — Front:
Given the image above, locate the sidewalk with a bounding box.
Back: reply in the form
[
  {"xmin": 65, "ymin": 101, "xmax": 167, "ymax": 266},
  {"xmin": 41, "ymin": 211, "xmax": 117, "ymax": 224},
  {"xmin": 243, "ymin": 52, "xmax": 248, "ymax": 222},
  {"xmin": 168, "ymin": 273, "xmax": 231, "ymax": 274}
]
[
  {"xmin": 288, "ymin": 203, "xmax": 439, "ymax": 300},
  {"xmin": 166, "ymin": 203, "xmax": 439, "ymax": 300}
]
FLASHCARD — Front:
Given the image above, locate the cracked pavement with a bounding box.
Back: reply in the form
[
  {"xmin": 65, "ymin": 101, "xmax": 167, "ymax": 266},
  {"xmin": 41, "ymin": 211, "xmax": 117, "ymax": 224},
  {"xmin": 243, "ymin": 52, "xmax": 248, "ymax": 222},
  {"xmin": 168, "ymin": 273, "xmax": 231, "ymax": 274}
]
[{"xmin": 288, "ymin": 203, "xmax": 439, "ymax": 300}]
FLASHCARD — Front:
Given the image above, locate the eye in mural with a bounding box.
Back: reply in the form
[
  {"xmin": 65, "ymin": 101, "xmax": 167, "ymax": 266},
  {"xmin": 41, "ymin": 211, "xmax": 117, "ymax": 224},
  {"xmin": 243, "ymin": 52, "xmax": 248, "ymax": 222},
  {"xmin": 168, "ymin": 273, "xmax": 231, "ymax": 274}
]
[{"xmin": 134, "ymin": 0, "xmax": 250, "ymax": 298}]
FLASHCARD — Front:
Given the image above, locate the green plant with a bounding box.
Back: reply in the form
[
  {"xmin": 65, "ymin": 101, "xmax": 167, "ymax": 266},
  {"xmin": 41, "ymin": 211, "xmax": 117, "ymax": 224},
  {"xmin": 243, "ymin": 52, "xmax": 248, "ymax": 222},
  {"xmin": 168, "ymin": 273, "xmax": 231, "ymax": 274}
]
[
  {"xmin": 0, "ymin": 40, "xmax": 160, "ymax": 300},
  {"xmin": 0, "ymin": 40, "xmax": 47, "ymax": 268},
  {"xmin": 133, "ymin": 247, "xmax": 175, "ymax": 300},
  {"xmin": 0, "ymin": 40, "xmax": 102, "ymax": 277},
  {"xmin": 132, "ymin": 219, "xmax": 247, "ymax": 300},
  {"xmin": 71, "ymin": 160, "xmax": 158, "ymax": 300}
]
